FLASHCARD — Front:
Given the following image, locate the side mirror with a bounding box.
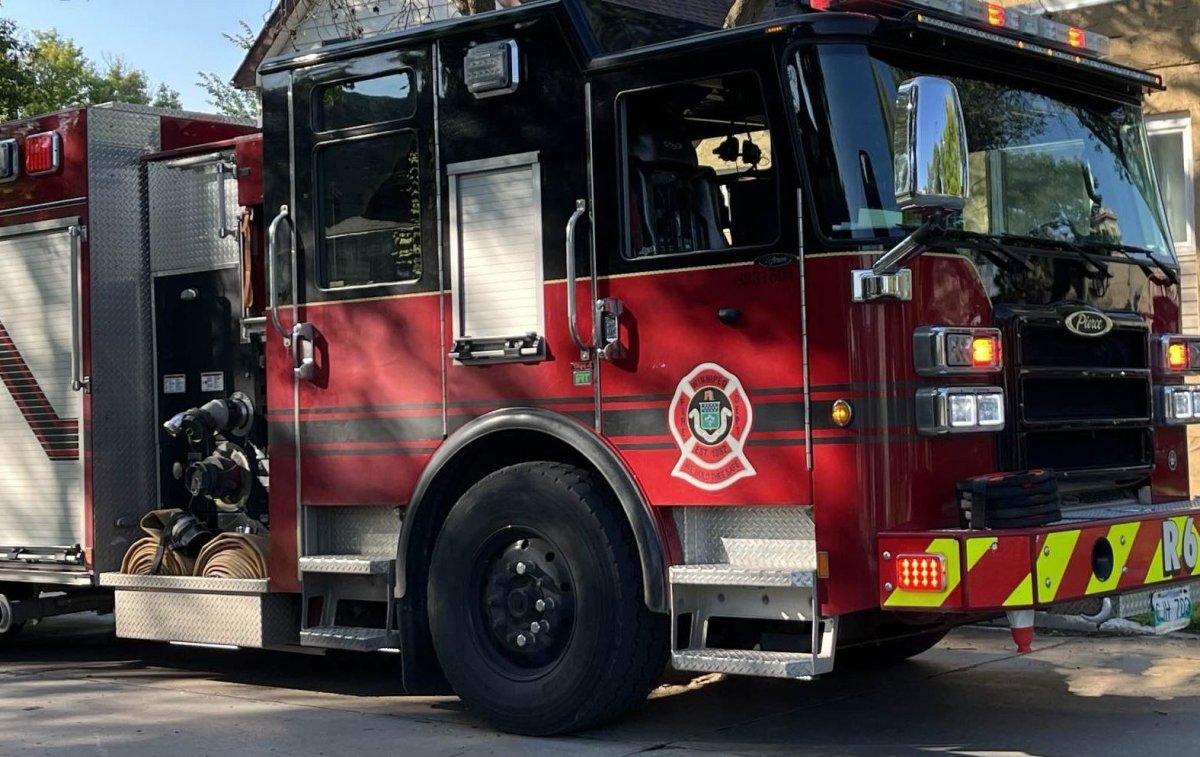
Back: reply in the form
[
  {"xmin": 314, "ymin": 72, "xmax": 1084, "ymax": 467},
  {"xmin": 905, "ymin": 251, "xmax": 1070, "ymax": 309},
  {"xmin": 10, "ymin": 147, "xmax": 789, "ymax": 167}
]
[{"xmin": 892, "ymin": 76, "xmax": 969, "ymax": 214}]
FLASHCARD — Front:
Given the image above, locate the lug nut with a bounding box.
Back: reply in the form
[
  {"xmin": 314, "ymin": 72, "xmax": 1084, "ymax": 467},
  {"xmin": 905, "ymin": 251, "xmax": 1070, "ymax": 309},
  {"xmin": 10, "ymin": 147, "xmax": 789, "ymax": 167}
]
[
  {"xmin": 530, "ymin": 621, "xmax": 541, "ymax": 633},
  {"xmin": 515, "ymin": 562, "xmax": 527, "ymax": 575},
  {"xmin": 516, "ymin": 633, "xmax": 528, "ymax": 647},
  {"xmin": 535, "ymin": 599, "xmax": 546, "ymax": 612}
]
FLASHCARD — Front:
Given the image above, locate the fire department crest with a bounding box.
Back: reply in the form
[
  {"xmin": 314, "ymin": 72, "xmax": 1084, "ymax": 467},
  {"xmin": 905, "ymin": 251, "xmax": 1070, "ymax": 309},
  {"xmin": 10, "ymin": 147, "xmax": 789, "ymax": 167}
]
[{"xmin": 668, "ymin": 363, "xmax": 755, "ymax": 491}]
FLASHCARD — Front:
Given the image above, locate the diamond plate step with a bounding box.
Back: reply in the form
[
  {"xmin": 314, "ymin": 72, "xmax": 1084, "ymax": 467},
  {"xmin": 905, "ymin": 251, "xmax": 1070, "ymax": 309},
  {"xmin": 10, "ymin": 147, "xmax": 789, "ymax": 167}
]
[
  {"xmin": 672, "ymin": 648, "xmax": 819, "ymax": 678},
  {"xmin": 299, "ymin": 555, "xmax": 393, "ymax": 575},
  {"xmin": 299, "ymin": 625, "xmax": 399, "ymax": 651},
  {"xmin": 670, "ymin": 564, "xmax": 815, "ymax": 588}
]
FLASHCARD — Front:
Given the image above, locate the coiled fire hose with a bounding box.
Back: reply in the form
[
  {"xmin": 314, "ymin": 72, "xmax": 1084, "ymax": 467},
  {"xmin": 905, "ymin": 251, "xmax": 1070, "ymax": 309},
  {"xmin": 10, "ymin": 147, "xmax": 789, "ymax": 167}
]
[
  {"xmin": 194, "ymin": 533, "xmax": 270, "ymax": 579},
  {"xmin": 120, "ymin": 510, "xmax": 196, "ymax": 576}
]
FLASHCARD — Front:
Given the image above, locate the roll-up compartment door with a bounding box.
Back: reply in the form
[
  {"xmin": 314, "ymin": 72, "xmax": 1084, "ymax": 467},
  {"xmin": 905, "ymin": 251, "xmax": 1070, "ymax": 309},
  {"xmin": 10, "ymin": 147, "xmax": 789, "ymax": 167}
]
[{"xmin": 0, "ymin": 219, "xmax": 84, "ymax": 551}]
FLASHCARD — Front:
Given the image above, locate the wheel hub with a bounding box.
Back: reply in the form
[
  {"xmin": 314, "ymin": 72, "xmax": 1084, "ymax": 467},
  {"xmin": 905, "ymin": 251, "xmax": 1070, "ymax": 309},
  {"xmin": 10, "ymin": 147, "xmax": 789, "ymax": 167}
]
[{"xmin": 481, "ymin": 537, "xmax": 574, "ymax": 670}]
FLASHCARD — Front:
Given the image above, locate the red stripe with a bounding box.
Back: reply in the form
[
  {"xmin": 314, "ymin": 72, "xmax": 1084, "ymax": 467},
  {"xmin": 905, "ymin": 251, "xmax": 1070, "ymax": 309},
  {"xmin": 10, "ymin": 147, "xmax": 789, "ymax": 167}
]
[{"xmin": 0, "ymin": 320, "xmax": 79, "ymax": 459}]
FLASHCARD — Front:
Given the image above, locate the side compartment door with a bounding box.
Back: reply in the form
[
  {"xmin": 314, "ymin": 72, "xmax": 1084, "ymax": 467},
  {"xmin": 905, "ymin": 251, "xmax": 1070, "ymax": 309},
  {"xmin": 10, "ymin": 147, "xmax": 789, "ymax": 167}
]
[
  {"xmin": 590, "ymin": 67, "xmax": 811, "ymax": 506},
  {"xmin": 0, "ymin": 218, "xmax": 86, "ymax": 558}
]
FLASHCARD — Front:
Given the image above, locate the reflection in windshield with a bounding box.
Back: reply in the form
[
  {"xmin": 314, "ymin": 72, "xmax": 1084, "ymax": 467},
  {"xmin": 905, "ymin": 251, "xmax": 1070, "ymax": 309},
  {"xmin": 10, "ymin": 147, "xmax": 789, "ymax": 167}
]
[{"xmin": 799, "ymin": 45, "xmax": 1174, "ymax": 261}]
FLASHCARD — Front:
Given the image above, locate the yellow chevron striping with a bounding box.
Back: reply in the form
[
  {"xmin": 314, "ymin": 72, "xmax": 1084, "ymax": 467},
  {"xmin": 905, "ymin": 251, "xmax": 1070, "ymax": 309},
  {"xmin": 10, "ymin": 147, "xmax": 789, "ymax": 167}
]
[
  {"xmin": 1036, "ymin": 530, "xmax": 1081, "ymax": 603},
  {"xmin": 883, "ymin": 538, "xmax": 962, "ymax": 608},
  {"xmin": 1086, "ymin": 522, "xmax": 1141, "ymax": 595},
  {"xmin": 1002, "ymin": 573, "xmax": 1034, "ymax": 607},
  {"xmin": 966, "ymin": 537, "xmax": 997, "ymax": 571},
  {"xmin": 1145, "ymin": 516, "xmax": 1200, "ymax": 584}
]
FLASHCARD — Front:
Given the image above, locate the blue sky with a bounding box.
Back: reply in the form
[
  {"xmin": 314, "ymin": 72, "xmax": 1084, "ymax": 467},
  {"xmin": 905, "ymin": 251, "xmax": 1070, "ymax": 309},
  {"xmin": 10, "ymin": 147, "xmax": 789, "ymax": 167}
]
[{"xmin": 2, "ymin": 0, "xmax": 281, "ymax": 111}]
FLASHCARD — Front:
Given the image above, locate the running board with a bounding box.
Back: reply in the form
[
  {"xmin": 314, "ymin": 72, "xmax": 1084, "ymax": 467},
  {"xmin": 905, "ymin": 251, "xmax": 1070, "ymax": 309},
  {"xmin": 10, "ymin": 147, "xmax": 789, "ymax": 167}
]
[
  {"xmin": 300, "ymin": 625, "xmax": 399, "ymax": 652},
  {"xmin": 670, "ymin": 565, "xmax": 815, "ymax": 587},
  {"xmin": 299, "ymin": 555, "xmax": 393, "ymax": 574},
  {"xmin": 672, "ymin": 648, "xmax": 819, "ymax": 678}
]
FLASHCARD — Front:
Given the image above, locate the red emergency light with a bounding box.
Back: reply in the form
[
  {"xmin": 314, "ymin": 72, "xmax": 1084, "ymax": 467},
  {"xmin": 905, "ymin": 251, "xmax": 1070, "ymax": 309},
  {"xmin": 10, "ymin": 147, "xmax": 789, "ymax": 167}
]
[
  {"xmin": 895, "ymin": 554, "xmax": 947, "ymax": 592},
  {"xmin": 25, "ymin": 131, "xmax": 62, "ymax": 175}
]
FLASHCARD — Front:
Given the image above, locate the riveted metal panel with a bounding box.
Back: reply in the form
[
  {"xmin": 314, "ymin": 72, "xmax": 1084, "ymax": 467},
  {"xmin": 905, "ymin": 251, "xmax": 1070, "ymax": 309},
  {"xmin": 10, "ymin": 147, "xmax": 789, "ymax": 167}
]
[
  {"xmin": 148, "ymin": 158, "xmax": 240, "ymax": 274},
  {"xmin": 85, "ymin": 107, "xmax": 162, "ymax": 574},
  {"xmin": 113, "ymin": 588, "xmax": 298, "ymax": 647},
  {"xmin": 673, "ymin": 506, "xmax": 817, "ymax": 569},
  {"xmin": 0, "ymin": 220, "xmax": 84, "ymax": 550}
]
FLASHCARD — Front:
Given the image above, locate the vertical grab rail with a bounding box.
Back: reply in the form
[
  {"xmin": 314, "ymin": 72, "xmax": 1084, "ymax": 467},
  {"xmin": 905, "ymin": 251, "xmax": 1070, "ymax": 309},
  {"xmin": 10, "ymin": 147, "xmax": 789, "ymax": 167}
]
[
  {"xmin": 68, "ymin": 225, "xmax": 89, "ymax": 393},
  {"xmin": 267, "ymin": 205, "xmax": 292, "ymax": 344},
  {"xmin": 565, "ymin": 199, "xmax": 591, "ymax": 359}
]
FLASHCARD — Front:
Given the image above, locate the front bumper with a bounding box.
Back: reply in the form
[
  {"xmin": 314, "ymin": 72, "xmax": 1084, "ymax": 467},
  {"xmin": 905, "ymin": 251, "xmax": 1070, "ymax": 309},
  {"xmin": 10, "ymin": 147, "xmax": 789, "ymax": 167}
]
[{"xmin": 878, "ymin": 499, "xmax": 1200, "ymax": 611}]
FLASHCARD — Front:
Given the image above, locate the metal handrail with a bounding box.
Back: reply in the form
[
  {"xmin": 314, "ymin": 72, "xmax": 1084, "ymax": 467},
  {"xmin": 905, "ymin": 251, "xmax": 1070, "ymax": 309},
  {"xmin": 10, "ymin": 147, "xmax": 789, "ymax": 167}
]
[
  {"xmin": 565, "ymin": 199, "xmax": 590, "ymax": 356},
  {"xmin": 68, "ymin": 225, "xmax": 88, "ymax": 392},
  {"xmin": 266, "ymin": 205, "xmax": 292, "ymax": 341}
]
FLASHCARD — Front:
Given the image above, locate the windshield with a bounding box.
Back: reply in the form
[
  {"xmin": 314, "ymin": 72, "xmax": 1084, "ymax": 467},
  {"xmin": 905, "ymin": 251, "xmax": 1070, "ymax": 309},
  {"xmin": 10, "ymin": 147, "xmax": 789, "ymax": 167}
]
[{"xmin": 795, "ymin": 45, "xmax": 1175, "ymax": 261}]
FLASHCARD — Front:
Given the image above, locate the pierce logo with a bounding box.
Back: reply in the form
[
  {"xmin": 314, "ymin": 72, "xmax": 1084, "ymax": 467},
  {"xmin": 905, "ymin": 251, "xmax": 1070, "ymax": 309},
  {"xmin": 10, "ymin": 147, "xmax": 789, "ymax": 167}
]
[
  {"xmin": 669, "ymin": 363, "xmax": 755, "ymax": 491},
  {"xmin": 1063, "ymin": 310, "xmax": 1112, "ymax": 338}
]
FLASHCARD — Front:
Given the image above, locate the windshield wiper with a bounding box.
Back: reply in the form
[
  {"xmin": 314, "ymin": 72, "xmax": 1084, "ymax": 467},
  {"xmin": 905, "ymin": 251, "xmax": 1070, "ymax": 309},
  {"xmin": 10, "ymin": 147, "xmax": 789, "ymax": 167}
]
[
  {"xmin": 1087, "ymin": 241, "xmax": 1179, "ymax": 286},
  {"xmin": 995, "ymin": 233, "xmax": 1111, "ymax": 280}
]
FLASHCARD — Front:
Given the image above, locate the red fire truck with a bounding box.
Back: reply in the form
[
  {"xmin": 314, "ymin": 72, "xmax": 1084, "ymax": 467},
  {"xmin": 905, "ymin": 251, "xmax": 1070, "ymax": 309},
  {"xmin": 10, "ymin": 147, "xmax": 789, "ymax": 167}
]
[{"xmin": 1, "ymin": 0, "xmax": 1198, "ymax": 736}]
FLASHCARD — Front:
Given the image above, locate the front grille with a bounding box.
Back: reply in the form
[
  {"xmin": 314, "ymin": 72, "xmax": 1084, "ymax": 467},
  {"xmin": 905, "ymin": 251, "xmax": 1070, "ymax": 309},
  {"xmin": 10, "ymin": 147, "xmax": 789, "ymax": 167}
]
[{"xmin": 997, "ymin": 306, "xmax": 1153, "ymax": 484}]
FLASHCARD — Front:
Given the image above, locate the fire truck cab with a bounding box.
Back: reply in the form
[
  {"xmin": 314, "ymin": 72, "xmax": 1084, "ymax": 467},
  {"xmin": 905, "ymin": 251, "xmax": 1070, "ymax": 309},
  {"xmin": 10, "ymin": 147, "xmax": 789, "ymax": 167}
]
[{"xmin": 2, "ymin": 0, "xmax": 1199, "ymax": 737}]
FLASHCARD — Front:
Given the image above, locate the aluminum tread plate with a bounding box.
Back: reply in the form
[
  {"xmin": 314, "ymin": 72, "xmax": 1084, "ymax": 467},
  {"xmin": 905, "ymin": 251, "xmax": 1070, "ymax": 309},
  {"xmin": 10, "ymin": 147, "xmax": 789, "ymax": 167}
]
[
  {"xmin": 673, "ymin": 506, "xmax": 817, "ymax": 569},
  {"xmin": 670, "ymin": 564, "xmax": 815, "ymax": 587},
  {"xmin": 300, "ymin": 625, "xmax": 399, "ymax": 651},
  {"xmin": 113, "ymin": 589, "xmax": 296, "ymax": 647},
  {"xmin": 99, "ymin": 572, "xmax": 268, "ymax": 594},
  {"xmin": 672, "ymin": 648, "xmax": 818, "ymax": 678},
  {"xmin": 299, "ymin": 555, "xmax": 393, "ymax": 574},
  {"xmin": 1059, "ymin": 499, "xmax": 1200, "ymax": 522}
]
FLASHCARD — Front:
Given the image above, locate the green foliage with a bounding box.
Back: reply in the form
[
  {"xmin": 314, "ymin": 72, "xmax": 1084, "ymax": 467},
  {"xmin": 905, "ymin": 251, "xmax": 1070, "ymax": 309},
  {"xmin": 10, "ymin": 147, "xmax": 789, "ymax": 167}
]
[
  {"xmin": 0, "ymin": 14, "xmax": 182, "ymax": 118},
  {"xmin": 0, "ymin": 13, "xmax": 28, "ymax": 120},
  {"xmin": 152, "ymin": 82, "xmax": 182, "ymax": 109},
  {"xmin": 196, "ymin": 21, "xmax": 258, "ymax": 119}
]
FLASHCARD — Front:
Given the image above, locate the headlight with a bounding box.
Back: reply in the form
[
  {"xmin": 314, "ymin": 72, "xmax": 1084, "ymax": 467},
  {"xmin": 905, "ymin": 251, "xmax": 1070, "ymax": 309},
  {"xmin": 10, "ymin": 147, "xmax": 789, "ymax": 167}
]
[{"xmin": 916, "ymin": 387, "xmax": 1006, "ymax": 435}]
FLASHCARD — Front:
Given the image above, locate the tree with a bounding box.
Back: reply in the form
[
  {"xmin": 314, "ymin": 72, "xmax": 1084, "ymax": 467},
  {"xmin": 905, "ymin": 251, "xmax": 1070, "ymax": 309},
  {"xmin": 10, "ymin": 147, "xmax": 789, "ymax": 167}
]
[
  {"xmin": 88, "ymin": 57, "xmax": 152, "ymax": 106},
  {"xmin": 0, "ymin": 15, "xmax": 29, "ymax": 120},
  {"xmin": 197, "ymin": 21, "xmax": 259, "ymax": 118},
  {"xmin": 5, "ymin": 24, "xmax": 180, "ymax": 117},
  {"xmin": 152, "ymin": 82, "xmax": 182, "ymax": 109},
  {"xmin": 21, "ymin": 30, "xmax": 93, "ymax": 115}
]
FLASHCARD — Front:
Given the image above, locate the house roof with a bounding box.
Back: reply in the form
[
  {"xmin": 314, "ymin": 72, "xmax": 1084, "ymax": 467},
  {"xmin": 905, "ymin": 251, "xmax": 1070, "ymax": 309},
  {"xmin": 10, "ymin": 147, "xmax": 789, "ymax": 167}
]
[{"xmin": 233, "ymin": 0, "xmax": 734, "ymax": 89}]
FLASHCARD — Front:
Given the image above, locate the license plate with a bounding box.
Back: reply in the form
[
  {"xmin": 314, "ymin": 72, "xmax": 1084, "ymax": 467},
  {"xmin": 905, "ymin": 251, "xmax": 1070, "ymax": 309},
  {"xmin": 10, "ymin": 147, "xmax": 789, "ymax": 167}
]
[{"xmin": 1151, "ymin": 586, "xmax": 1193, "ymax": 634}]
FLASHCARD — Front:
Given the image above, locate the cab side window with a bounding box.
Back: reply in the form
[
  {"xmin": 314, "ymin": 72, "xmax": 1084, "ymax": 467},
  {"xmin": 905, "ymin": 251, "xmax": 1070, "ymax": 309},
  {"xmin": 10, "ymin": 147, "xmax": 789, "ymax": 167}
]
[{"xmin": 621, "ymin": 72, "xmax": 779, "ymax": 259}]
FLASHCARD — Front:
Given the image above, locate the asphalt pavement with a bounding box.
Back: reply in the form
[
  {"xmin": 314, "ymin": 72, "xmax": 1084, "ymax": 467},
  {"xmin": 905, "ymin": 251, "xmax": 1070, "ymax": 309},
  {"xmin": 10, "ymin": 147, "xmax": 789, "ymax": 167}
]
[{"xmin": 1, "ymin": 614, "xmax": 1198, "ymax": 757}]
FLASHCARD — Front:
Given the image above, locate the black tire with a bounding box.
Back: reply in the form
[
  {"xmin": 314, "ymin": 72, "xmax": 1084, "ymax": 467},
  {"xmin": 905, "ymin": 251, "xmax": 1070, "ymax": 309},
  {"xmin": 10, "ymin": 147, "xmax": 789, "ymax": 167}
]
[
  {"xmin": 0, "ymin": 584, "xmax": 35, "ymax": 643},
  {"xmin": 838, "ymin": 627, "xmax": 949, "ymax": 667},
  {"xmin": 427, "ymin": 462, "xmax": 668, "ymax": 735}
]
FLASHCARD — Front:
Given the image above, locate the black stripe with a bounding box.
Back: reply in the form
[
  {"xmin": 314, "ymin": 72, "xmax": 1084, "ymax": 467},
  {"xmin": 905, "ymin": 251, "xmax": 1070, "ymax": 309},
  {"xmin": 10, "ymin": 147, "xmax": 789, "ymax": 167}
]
[{"xmin": 300, "ymin": 446, "xmax": 440, "ymax": 457}]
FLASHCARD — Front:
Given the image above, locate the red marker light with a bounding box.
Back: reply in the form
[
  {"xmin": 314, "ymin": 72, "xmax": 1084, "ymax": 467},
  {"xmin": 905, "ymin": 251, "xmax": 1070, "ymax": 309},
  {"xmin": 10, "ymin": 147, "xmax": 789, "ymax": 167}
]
[
  {"xmin": 1068, "ymin": 27, "xmax": 1086, "ymax": 48},
  {"xmin": 895, "ymin": 554, "xmax": 947, "ymax": 592},
  {"xmin": 808, "ymin": 0, "xmax": 832, "ymax": 9},
  {"xmin": 986, "ymin": 3, "xmax": 1005, "ymax": 26},
  {"xmin": 24, "ymin": 131, "xmax": 61, "ymax": 175}
]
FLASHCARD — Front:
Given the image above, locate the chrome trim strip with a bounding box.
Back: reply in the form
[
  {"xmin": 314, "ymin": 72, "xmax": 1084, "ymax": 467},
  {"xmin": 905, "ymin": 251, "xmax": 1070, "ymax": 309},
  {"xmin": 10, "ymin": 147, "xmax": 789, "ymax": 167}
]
[{"xmin": 0, "ymin": 196, "xmax": 87, "ymax": 218}]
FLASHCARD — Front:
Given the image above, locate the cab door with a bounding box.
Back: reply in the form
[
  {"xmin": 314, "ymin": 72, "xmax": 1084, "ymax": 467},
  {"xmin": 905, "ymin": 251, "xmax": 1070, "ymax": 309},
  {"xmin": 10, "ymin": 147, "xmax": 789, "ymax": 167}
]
[
  {"xmin": 262, "ymin": 47, "xmax": 442, "ymax": 587},
  {"xmin": 589, "ymin": 65, "xmax": 811, "ymax": 507}
]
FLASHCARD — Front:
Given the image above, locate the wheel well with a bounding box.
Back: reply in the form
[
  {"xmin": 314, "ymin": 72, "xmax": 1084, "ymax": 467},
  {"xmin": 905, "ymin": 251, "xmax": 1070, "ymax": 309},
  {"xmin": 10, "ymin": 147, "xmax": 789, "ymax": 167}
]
[{"xmin": 403, "ymin": 429, "xmax": 610, "ymax": 608}]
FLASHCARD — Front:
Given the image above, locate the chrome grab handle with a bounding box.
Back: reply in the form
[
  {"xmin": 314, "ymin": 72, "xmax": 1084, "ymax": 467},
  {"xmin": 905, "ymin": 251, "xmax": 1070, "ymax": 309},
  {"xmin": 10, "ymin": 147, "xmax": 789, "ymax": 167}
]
[
  {"xmin": 68, "ymin": 225, "xmax": 89, "ymax": 393},
  {"xmin": 293, "ymin": 322, "xmax": 315, "ymax": 381},
  {"xmin": 267, "ymin": 205, "xmax": 292, "ymax": 342},
  {"xmin": 565, "ymin": 199, "xmax": 591, "ymax": 357},
  {"xmin": 216, "ymin": 161, "xmax": 235, "ymax": 239}
]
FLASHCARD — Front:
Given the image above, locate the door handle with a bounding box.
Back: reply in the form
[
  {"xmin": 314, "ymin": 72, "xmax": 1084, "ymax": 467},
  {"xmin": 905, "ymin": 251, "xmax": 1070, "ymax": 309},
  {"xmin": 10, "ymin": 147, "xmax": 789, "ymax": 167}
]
[
  {"xmin": 595, "ymin": 297, "xmax": 625, "ymax": 361},
  {"xmin": 293, "ymin": 322, "xmax": 315, "ymax": 381},
  {"xmin": 68, "ymin": 225, "xmax": 89, "ymax": 393},
  {"xmin": 267, "ymin": 205, "xmax": 293, "ymax": 344},
  {"xmin": 565, "ymin": 199, "xmax": 591, "ymax": 359}
]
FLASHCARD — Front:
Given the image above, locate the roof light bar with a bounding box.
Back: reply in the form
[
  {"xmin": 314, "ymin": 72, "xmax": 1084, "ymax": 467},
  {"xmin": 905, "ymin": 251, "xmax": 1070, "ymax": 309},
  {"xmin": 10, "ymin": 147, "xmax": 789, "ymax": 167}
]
[{"xmin": 804, "ymin": 0, "xmax": 1113, "ymax": 59}]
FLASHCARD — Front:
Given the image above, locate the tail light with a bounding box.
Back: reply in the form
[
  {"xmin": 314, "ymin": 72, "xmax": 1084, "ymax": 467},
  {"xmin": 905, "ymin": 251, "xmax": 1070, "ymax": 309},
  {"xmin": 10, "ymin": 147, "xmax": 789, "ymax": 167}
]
[
  {"xmin": 913, "ymin": 326, "xmax": 1002, "ymax": 375},
  {"xmin": 25, "ymin": 131, "xmax": 62, "ymax": 175},
  {"xmin": 895, "ymin": 554, "xmax": 947, "ymax": 592}
]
